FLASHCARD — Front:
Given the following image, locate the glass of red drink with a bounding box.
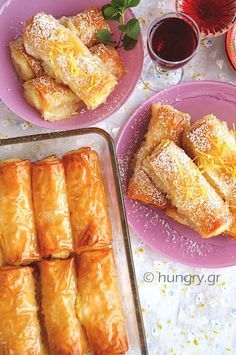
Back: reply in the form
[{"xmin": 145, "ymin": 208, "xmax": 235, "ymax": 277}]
[
  {"xmin": 176, "ymin": 0, "xmax": 236, "ymax": 38},
  {"xmin": 142, "ymin": 12, "xmax": 200, "ymax": 91}
]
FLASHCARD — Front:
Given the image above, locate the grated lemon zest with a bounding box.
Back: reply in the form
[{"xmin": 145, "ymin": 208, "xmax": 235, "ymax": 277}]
[
  {"xmin": 47, "ymin": 29, "xmax": 95, "ymax": 88},
  {"xmin": 196, "ymin": 134, "xmax": 236, "ymax": 179},
  {"xmin": 176, "ymin": 162, "xmax": 209, "ymax": 204}
]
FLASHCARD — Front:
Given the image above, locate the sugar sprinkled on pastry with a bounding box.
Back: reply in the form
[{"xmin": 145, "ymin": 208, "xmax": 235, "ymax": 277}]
[
  {"xmin": 143, "ymin": 140, "xmax": 232, "ymax": 238},
  {"xmin": 90, "ymin": 43, "xmax": 125, "ymax": 80},
  {"xmin": 128, "ymin": 104, "xmax": 190, "ymax": 208},
  {"xmin": 183, "ymin": 114, "xmax": 236, "ymax": 237},
  {"xmin": 23, "ymin": 13, "xmax": 117, "ymax": 110},
  {"xmin": 23, "ymin": 76, "xmax": 84, "ymax": 121},
  {"xmin": 9, "ymin": 37, "xmax": 43, "ymax": 81},
  {"xmin": 60, "ymin": 8, "xmax": 111, "ymax": 48}
]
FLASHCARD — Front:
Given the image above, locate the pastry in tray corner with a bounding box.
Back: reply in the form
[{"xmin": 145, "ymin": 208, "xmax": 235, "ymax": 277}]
[
  {"xmin": 183, "ymin": 114, "xmax": 236, "ymax": 237},
  {"xmin": 23, "ymin": 12, "xmax": 117, "ymax": 110},
  {"xmin": 143, "ymin": 140, "xmax": 233, "ymax": 238},
  {"xmin": 9, "ymin": 37, "xmax": 43, "ymax": 81},
  {"xmin": 76, "ymin": 248, "xmax": 128, "ymax": 354},
  {"xmin": 60, "ymin": 8, "xmax": 111, "ymax": 48},
  {"xmin": 128, "ymin": 103, "xmax": 190, "ymax": 208},
  {"xmin": 0, "ymin": 266, "xmax": 45, "ymax": 354},
  {"xmin": 23, "ymin": 76, "xmax": 84, "ymax": 121},
  {"xmin": 0, "ymin": 158, "xmax": 40, "ymax": 265}
]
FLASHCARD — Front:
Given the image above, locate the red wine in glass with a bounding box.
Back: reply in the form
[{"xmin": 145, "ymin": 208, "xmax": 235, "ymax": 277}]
[
  {"xmin": 142, "ymin": 12, "xmax": 200, "ymax": 91},
  {"xmin": 176, "ymin": 0, "xmax": 236, "ymax": 38},
  {"xmin": 148, "ymin": 17, "xmax": 199, "ymax": 70}
]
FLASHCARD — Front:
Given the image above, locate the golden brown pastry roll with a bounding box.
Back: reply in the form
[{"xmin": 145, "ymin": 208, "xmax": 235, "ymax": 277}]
[
  {"xmin": 23, "ymin": 76, "xmax": 83, "ymax": 122},
  {"xmin": 165, "ymin": 206, "xmax": 190, "ymax": 227},
  {"xmin": 76, "ymin": 248, "xmax": 128, "ymax": 354},
  {"xmin": 9, "ymin": 37, "xmax": 43, "ymax": 81},
  {"xmin": 143, "ymin": 140, "xmax": 232, "ymax": 238},
  {"xmin": 183, "ymin": 114, "xmax": 236, "ymax": 237},
  {"xmin": 32, "ymin": 155, "xmax": 73, "ymax": 258},
  {"xmin": 0, "ymin": 158, "xmax": 40, "ymax": 265},
  {"xmin": 0, "ymin": 247, "xmax": 3, "ymax": 267},
  {"xmin": 0, "ymin": 266, "xmax": 44, "ymax": 354},
  {"xmin": 128, "ymin": 104, "xmax": 190, "ymax": 208},
  {"xmin": 62, "ymin": 148, "xmax": 112, "ymax": 252},
  {"xmin": 60, "ymin": 8, "xmax": 111, "ymax": 48},
  {"xmin": 90, "ymin": 43, "xmax": 125, "ymax": 80},
  {"xmin": 40, "ymin": 259, "xmax": 88, "ymax": 355},
  {"xmin": 23, "ymin": 13, "xmax": 117, "ymax": 110}
]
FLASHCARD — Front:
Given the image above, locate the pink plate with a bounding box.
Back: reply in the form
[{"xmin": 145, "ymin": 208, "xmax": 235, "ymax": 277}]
[
  {"xmin": 116, "ymin": 80, "xmax": 236, "ymax": 268},
  {"xmin": 0, "ymin": 0, "xmax": 143, "ymax": 130}
]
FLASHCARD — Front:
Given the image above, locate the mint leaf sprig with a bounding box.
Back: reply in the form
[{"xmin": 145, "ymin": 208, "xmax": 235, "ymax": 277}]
[{"xmin": 96, "ymin": 0, "xmax": 141, "ymax": 50}]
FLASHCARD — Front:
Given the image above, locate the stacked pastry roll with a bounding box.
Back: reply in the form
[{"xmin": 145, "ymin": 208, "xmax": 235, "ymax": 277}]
[
  {"xmin": 183, "ymin": 115, "xmax": 236, "ymax": 237},
  {"xmin": 9, "ymin": 9, "xmax": 125, "ymax": 121},
  {"xmin": 0, "ymin": 148, "xmax": 128, "ymax": 354},
  {"xmin": 128, "ymin": 104, "xmax": 234, "ymax": 238}
]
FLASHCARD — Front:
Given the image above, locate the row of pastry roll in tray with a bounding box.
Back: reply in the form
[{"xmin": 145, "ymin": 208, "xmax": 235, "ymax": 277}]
[
  {"xmin": 0, "ymin": 148, "xmax": 111, "ymax": 265},
  {"xmin": 128, "ymin": 104, "xmax": 236, "ymax": 238},
  {"xmin": 0, "ymin": 148, "xmax": 129, "ymax": 354},
  {"xmin": 0, "ymin": 253, "xmax": 128, "ymax": 354},
  {"xmin": 10, "ymin": 9, "xmax": 125, "ymax": 121}
]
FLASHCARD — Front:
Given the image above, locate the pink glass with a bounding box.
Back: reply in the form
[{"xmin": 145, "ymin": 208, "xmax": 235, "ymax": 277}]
[{"xmin": 176, "ymin": 0, "xmax": 236, "ymax": 38}]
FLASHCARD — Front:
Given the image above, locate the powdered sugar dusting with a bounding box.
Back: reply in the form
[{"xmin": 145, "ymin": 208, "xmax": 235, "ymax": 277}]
[
  {"xmin": 144, "ymin": 140, "xmax": 232, "ymax": 236},
  {"xmin": 27, "ymin": 12, "xmax": 59, "ymax": 42},
  {"xmin": 129, "ymin": 200, "xmax": 215, "ymax": 258},
  {"xmin": 184, "ymin": 114, "xmax": 236, "ymax": 218},
  {"xmin": 60, "ymin": 8, "xmax": 111, "ymax": 48}
]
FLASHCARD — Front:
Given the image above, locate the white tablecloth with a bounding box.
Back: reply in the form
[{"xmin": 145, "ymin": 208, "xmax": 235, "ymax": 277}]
[{"xmin": 1, "ymin": 0, "xmax": 236, "ymax": 354}]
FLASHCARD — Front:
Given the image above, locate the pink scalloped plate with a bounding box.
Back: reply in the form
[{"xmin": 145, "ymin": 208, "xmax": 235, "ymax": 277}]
[
  {"xmin": 0, "ymin": 0, "xmax": 143, "ymax": 130},
  {"xmin": 117, "ymin": 81, "xmax": 236, "ymax": 268},
  {"xmin": 226, "ymin": 22, "xmax": 236, "ymax": 71}
]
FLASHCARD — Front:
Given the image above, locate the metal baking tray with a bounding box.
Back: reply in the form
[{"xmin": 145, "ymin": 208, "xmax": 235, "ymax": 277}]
[{"xmin": 0, "ymin": 127, "xmax": 147, "ymax": 355}]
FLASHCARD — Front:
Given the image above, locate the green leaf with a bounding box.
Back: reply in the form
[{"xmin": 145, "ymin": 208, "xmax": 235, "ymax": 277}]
[
  {"xmin": 122, "ymin": 34, "xmax": 137, "ymax": 50},
  {"xmin": 102, "ymin": 5, "xmax": 120, "ymax": 21},
  {"xmin": 118, "ymin": 24, "xmax": 127, "ymax": 32},
  {"xmin": 126, "ymin": 0, "xmax": 140, "ymax": 7},
  {"xmin": 96, "ymin": 29, "xmax": 116, "ymax": 45},
  {"xmin": 124, "ymin": 18, "xmax": 140, "ymax": 40},
  {"xmin": 103, "ymin": 5, "xmax": 118, "ymax": 18},
  {"xmin": 111, "ymin": 0, "xmax": 126, "ymax": 8}
]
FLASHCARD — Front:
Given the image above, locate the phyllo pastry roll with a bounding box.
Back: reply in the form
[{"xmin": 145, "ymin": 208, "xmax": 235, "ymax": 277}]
[
  {"xmin": 143, "ymin": 140, "xmax": 232, "ymax": 238},
  {"xmin": 40, "ymin": 259, "xmax": 88, "ymax": 355},
  {"xmin": 62, "ymin": 148, "xmax": 112, "ymax": 252},
  {"xmin": 0, "ymin": 247, "xmax": 3, "ymax": 267},
  {"xmin": 183, "ymin": 114, "xmax": 236, "ymax": 236},
  {"xmin": 0, "ymin": 159, "xmax": 40, "ymax": 265},
  {"xmin": 128, "ymin": 104, "xmax": 190, "ymax": 208},
  {"xmin": 60, "ymin": 8, "xmax": 111, "ymax": 48},
  {"xmin": 76, "ymin": 248, "xmax": 128, "ymax": 354},
  {"xmin": 23, "ymin": 76, "xmax": 83, "ymax": 122},
  {"xmin": 32, "ymin": 155, "xmax": 73, "ymax": 258},
  {"xmin": 23, "ymin": 13, "xmax": 117, "ymax": 110},
  {"xmin": 0, "ymin": 266, "xmax": 44, "ymax": 354},
  {"xmin": 9, "ymin": 37, "xmax": 43, "ymax": 81},
  {"xmin": 90, "ymin": 43, "xmax": 125, "ymax": 80}
]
